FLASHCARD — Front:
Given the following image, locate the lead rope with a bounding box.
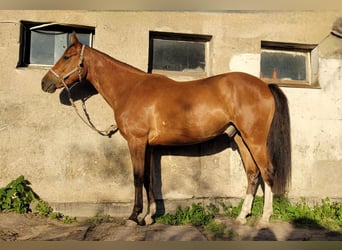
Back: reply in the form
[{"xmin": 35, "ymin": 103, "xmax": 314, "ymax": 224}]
[
  {"xmin": 50, "ymin": 45, "xmax": 118, "ymax": 138},
  {"xmin": 63, "ymin": 80, "xmax": 118, "ymax": 138}
]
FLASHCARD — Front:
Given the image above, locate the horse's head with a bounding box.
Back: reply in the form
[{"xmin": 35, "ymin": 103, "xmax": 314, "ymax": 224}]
[{"xmin": 41, "ymin": 32, "xmax": 87, "ymax": 93}]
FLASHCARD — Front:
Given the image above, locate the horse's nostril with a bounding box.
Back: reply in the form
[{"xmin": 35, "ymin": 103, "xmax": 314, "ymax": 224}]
[
  {"xmin": 41, "ymin": 79, "xmax": 47, "ymax": 91},
  {"xmin": 41, "ymin": 78, "xmax": 57, "ymax": 93}
]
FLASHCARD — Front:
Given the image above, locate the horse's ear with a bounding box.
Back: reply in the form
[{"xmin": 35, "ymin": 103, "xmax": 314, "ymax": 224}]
[{"xmin": 70, "ymin": 31, "xmax": 80, "ymax": 45}]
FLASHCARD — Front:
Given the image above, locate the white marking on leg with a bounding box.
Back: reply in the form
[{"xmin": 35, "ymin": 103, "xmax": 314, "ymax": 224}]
[
  {"xmin": 236, "ymin": 194, "xmax": 254, "ymax": 224},
  {"xmin": 144, "ymin": 201, "xmax": 156, "ymax": 225},
  {"xmin": 258, "ymin": 183, "xmax": 273, "ymax": 228}
]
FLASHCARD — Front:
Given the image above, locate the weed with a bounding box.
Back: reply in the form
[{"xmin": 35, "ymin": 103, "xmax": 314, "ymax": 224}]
[
  {"xmin": 204, "ymin": 220, "xmax": 239, "ymax": 240},
  {"xmin": 0, "ymin": 176, "xmax": 76, "ymax": 224},
  {"xmin": 35, "ymin": 200, "xmax": 53, "ymax": 216},
  {"xmin": 62, "ymin": 215, "xmax": 77, "ymax": 224},
  {"xmin": 0, "ymin": 175, "xmax": 38, "ymax": 213},
  {"xmin": 34, "ymin": 199, "xmax": 76, "ymax": 223},
  {"xmin": 86, "ymin": 214, "xmax": 112, "ymax": 225},
  {"xmin": 157, "ymin": 196, "xmax": 342, "ymax": 233},
  {"xmin": 221, "ymin": 200, "xmax": 242, "ymax": 218},
  {"xmin": 2, "ymin": 176, "xmax": 341, "ymax": 231},
  {"xmin": 287, "ymin": 197, "xmax": 342, "ymax": 231},
  {"xmin": 244, "ymin": 196, "xmax": 342, "ymax": 231},
  {"xmin": 156, "ymin": 203, "xmax": 215, "ymax": 226},
  {"xmin": 206, "ymin": 203, "xmax": 220, "ymax": 215},
  {"xmin": 49, "ymin": 211, "xmax": 63, "ymax": 220},
  {"xmin": 205, "ymin": 220, "xmax": 226, "ymax": 238}
]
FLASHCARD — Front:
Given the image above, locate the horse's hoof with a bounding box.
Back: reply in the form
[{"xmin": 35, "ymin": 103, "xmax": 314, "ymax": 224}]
[
  {"xmin": 144, "ymin": 215, "xmax": 155, "ymax": 226},
  {"xmin": 125, "ymin": 219, "xmax": 138, "ymax": 227}
]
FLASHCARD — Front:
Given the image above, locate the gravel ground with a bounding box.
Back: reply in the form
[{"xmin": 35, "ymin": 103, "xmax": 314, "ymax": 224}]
[{"xmin": 0, "ymin": 212, "xmax": 341, "ymax": 241}]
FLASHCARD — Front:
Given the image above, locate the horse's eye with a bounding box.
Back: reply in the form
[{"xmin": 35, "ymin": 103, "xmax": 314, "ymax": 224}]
[{"xmin": 63, "ymin": 55, "xmax": 70, "ymax": 60}]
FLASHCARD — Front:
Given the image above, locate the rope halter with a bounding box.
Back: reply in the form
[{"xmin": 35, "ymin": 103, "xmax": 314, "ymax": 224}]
[
  {"xmin": 48, "ymin": 45, "xmax": 118, "ymax": 137},
  {"xmin": 49, "ymin": 44, "xmax": 85, "ymax": 86}
]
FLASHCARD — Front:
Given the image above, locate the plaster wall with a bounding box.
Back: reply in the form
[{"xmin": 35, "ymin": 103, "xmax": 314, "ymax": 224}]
[{"xmin": 0, "ymin": 10, "xmax": 341, "ymax": 216}]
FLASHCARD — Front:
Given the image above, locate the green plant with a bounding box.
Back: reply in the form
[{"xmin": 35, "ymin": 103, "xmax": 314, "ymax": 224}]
[
  {"xmin": 86, "ymin": 213, "xmax": 112, "ymax": 225},
  {"xmin": 35, "ymin": 200, "xmax": 53, "ymax": 216},
  {"xmin": 205, "ymin": 220, "xmax": 226, "ymax": 238},
  {"xmin": 221, "ymin": 200, "xmax": 243, "ymax": 219},
  {"xmin": 0, "ymin": 176, "xmax": 76, "ymax": 224},
  {"xmin": 35, "ymin": 199, "xmax": 76, "ymax": 223},
  {"xmin": 0, "ymin": 175, "xmax": 39, "ymax": 213},
  {"xmin": 288, "ymin": 198, "xmax": 342, "ymax": 231},
  {"xmin": 206, "ymin": 203, "xmax": 220, "ymax": 215},
  {"xmin": 204, "ymin": 220, "xmax": 239, "ymax": 240},
  {"xmin": 157, "ymin": 196, "xmax": 342, "ymax": 233},
  {"xmin": 62, "ymin": 215, "xmax": 77, "ymax": 224},
  {"xmin": 272, "ymin": 195, "xmax": 293, "ymax": 221},
  {"xmin": 240, "ymin": 195, "xmax": 342, "ymax": 231},
  {"xmin": 156, "ymin": 203, "xmax": 215, "ymax": 226},
  {"xmin": 49, "ymin": 211, "xmax": 63, "ymax": 220}
]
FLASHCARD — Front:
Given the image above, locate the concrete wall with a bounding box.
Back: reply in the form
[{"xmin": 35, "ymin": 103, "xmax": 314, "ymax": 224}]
[{"xmin": 1, "ymin": 10, "xmax": 341, "ymax": 216}]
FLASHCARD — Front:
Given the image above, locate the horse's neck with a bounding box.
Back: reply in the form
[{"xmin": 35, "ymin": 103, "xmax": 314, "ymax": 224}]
[{"xmin": 85, "ymin": 47, "xmax": 145, "ymax": 108}]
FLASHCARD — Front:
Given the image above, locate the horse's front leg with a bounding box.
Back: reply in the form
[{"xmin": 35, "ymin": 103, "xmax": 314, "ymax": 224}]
[
  {"xmin": 127, "ymin": 139, "xmax": 147, "ymax": 225},
  {"xmin": 143, "ymin": 145, "xmax": 156, "ymax": 225}
]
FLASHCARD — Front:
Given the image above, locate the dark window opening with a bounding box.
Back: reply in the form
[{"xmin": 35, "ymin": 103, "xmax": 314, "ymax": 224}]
[
  {"xmin": 261, "ymin": 51, "xmax": 307, "ymax": 81},
  {"xmin": 260, "ymin": 41, "xmax": 318, "ymax": 87},
  {"xmin": 148, "ymin": 31, "xmax": 212, "ymax": 75},
  {"xmin": 18, "ymin": 21, "xmax": 95, "ymax": 67}
]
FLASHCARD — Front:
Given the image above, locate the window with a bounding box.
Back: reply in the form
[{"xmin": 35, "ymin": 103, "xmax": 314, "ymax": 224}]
[
  {"xmin": 260, "ymin": 41, "xmax": 319, "ymax": 87},
  {"xmin": 17, "ymin": 21, "xmax": 95, "ymax": 67},
  {"xmin": 148, "ymin": 31, "xmax": 212, "ymax": 79}
]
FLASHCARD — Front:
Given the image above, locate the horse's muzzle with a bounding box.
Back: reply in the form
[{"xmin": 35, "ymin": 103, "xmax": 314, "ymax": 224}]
[{"xmin": 41, "ymin": 76, "xmax": 57, "ymax": 93}]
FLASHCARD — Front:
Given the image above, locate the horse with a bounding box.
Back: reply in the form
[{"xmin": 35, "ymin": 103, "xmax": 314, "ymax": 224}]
[{"xmin": 41, "ymin": 32, "xmax": 291, "ymax": 227}]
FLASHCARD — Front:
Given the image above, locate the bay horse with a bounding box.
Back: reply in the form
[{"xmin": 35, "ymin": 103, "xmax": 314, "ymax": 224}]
[{"xmin": 41, "ymin": 32, "xmax": 291, "ymax": 227}]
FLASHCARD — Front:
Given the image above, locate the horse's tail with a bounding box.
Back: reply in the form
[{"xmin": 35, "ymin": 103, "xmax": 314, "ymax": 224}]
[{"xmin": 267, "ymin": 84, "xmax": 291, "ymax": 195}]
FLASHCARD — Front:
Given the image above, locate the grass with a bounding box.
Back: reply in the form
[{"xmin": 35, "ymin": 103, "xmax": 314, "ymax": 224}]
[
  {"xmin": 156, "ymin": 196, "xmax": 342, "ymax": 238},
  {"xmin": 155, "ymin": 203, "xmax": 216, "ymax": 226},
  {"xmin": 86, "ymin": 214, "xmax": 112, "ymax": 225},
  {"xmin": 244, "ymin": 196, "xmax": 342, "ymax": 231},
  {"xmin": 30, "ymin": 198, "xmax": 77, "ymax": 223},
  {"xmin": 1, "ymin": 176, "xmax": 341, "ymax": 235},
  {"xmin": 204, "ymin": 220, "xmax": 239, "ymax": 240}
]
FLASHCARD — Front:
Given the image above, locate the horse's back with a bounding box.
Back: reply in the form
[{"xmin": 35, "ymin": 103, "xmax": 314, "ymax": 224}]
[
  {"xmin": 147, "ymin": 71, "xmax": 270, "ymax": 93},
  {"xmin": 139, "ymin": 71, "xmax": 274, "ymax": 123},
  {"xmin": 138, "ymin": 72, "xmax": 274, "ymax": 145}
]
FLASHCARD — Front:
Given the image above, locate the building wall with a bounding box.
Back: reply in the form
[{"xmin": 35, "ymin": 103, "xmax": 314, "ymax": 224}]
[{"xmin": 1, "ymin": 10, "xmax": 341, "ymax": 216}]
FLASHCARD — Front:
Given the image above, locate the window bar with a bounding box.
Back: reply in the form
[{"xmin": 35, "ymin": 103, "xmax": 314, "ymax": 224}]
[{"xmin": 29, "ymin": 22, "xmax": 58, "ymax": 30}]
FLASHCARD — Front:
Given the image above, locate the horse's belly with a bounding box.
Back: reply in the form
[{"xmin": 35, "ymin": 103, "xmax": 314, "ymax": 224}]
[
  {"xmin": 147, "ymin": 103, "xmax": 231, "ymax": 146},
  {"xmin": 148, "ymin": 123, "xmax": 229, "ymax": 146},
  {"xmin": 149, "ymin": 133, "xmax": 214, "ymax": 146}
]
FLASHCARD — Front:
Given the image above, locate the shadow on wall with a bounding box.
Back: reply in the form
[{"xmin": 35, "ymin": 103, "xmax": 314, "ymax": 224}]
[
  {"xmin": 152, "ymin": 134, "xmax": 238, "ymax": 217},
  {"xmin": 59, "ymin": 80, "xmax": 98, "ymax": 105}
]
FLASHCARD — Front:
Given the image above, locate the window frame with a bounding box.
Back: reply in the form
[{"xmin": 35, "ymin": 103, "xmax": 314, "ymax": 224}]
[
  {"xmin": 17, "ymin": 21, "xmax": 95, "ymax": 68},
  {"xmin": 260, "ymin": 41, "xmax": 319, "ymax": 88},
  {"xmin": 148, "ymin": 31, "xmax": 212, "ymax": 79}
]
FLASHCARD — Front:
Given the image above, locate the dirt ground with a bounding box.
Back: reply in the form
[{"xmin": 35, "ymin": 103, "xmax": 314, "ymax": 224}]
[{"xmin": 0, "ymin": 212, "xmax": 341, "ymax": 241}]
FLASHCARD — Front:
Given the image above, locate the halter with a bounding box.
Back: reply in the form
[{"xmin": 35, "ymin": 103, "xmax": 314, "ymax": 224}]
[{"xmin": 49, "ymin": 45, "xmax": 118, "ymax": 137}]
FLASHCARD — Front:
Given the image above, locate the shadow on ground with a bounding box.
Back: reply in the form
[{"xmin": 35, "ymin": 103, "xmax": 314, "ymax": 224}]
[{"xmin": 1, "ymin": 212, "xmax": 341, "ymax": 241}]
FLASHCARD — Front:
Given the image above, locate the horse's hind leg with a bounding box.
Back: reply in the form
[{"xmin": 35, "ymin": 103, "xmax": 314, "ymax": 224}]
[
  {"xmin": 143, "ymin": 146, "xmax": 156, "ymax": 225},
  {"xmin": 234, "ymin": 134, "xmax": 260, "ymax": 224},
  {"xmin": 260, "ymin": 180, "xmax": 273, "ymax": 227},
  {"xmin": 244, "ymin": 139, "xmax": 274, "ymax": 227}
]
